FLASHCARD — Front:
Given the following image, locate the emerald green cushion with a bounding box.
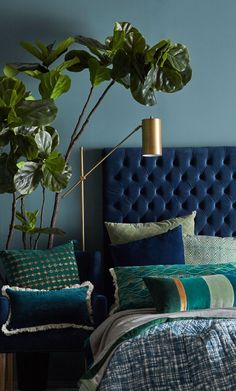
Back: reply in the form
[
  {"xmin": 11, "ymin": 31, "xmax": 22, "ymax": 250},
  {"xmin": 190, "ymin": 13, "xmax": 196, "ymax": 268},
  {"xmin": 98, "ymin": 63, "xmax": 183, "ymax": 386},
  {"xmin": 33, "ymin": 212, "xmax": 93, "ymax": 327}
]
[
  {"xmin": 1, "ymin": 282, "xmax": 94, "ymax": 335},
  {"xmin": 144, "ymin": 274, "xmax": 236, "ymax": 313},
  {"xmin": 110, "ymin": 263, "xmax": 236, "ymax": 313},
  {"xmin": 105, "ymin": 211, "xmax": 196, "ymax": 245},
  {"xmin": 184, "ymin": 234, "xmax": 236, "ymax": 264},
  {"xmin": 0, "ymin": 242, "xmax": 80, "ymax": 289}
]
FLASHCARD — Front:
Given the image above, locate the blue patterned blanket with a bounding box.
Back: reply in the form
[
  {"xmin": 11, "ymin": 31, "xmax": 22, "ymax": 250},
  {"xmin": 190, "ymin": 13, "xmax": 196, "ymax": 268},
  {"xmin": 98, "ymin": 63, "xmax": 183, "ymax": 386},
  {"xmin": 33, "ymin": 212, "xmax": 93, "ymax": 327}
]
[{"xmin": 79, "ymin": 308, "xmax": 236, "ymax": 391}]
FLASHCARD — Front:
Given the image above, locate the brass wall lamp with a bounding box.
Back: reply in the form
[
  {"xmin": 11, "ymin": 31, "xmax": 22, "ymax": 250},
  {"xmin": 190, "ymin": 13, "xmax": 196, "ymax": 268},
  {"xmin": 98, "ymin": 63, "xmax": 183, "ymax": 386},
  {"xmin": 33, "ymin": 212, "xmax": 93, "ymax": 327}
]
[{"xmin": 62, "ymin": 117, "xmax": 162, "ymax": 250}]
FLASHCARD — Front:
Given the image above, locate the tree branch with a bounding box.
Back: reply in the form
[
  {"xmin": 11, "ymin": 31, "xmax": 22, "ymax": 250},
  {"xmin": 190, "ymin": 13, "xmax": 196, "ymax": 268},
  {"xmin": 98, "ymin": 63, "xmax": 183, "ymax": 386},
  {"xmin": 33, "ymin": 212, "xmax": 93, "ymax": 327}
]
[
  {"xmin": 34, "ymin": 186, "xmax": 46, "ymax": 249},
  {"xmin": 6, "ymin": 192, "xmax": 17, "ymax": 250},
  {"xmin": 20, "ymin": 196, "xmax": 27, "ymax": 249},
  {"xmin": 48, "ymin": 80, "xmax": 115, "ymax": 248}
]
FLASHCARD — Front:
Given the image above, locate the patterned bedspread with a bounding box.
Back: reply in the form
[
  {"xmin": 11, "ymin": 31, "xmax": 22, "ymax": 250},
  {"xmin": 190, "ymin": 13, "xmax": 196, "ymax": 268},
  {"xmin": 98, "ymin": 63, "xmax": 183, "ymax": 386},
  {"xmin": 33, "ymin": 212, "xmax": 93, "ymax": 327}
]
[{"xmin": 79, "ymin": 308, "xmax": 236, "ymax": 391}]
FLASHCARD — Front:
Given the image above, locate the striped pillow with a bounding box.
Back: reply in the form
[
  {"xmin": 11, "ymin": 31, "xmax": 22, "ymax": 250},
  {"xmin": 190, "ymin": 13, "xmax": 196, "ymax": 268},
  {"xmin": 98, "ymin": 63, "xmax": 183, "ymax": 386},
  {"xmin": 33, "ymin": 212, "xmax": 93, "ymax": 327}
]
[{"xmin": 144, "ymin": 274, "xmax": 236, "ymax": 313}]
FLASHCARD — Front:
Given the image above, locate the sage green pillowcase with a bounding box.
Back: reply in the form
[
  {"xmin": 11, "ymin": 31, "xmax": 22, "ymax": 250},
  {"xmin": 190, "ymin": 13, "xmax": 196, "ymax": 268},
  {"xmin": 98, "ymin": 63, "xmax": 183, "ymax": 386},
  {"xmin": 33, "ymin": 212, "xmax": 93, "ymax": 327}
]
[
  {"xmin": 184, "ymin": 235, "xmax": 236, "ymax": 264},
  {"xmin": 109, "ymin": 263, "xmax": 236, "ymax": 313},
  {"xmin": 105, "ymin": 211, "xmax": 196, "ymax": 245}
]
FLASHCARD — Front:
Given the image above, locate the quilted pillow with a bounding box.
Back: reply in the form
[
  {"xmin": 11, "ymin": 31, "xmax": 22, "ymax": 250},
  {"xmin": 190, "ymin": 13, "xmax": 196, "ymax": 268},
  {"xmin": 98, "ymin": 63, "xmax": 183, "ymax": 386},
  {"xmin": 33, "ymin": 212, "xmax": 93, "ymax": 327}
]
[
  {"xmin": 109, "ymin": 263, "xmax": 236, "ymax": 313},
  {"xmin": 144, "ymin": 274, "xmax": 236, "ymax": 313},
  {"xmin": 184, "ymin": 235, "xmax": 236, "ymax": 264},
  {"xmin": 110, "ymin": 225, "xmax": 185, "ymax": 267},
  {"xmin": 1, "ymin": 282, "xmax": 94, "ymax": 335},
  {"xmin": 105, "ymin": 211, "xmax": 196, "ymax": 245},
  {"xmin": 0, "ymin": 241, "xmax": 80, "ymax": 290}
]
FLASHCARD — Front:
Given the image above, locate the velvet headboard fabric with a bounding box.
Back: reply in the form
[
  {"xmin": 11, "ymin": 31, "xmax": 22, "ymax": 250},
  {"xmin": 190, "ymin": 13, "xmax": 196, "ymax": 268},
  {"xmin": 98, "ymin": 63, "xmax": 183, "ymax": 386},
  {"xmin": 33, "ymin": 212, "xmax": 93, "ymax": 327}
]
[{"xmin": 103, "ymin": 147, "xmax": 236, "ymax": 274}]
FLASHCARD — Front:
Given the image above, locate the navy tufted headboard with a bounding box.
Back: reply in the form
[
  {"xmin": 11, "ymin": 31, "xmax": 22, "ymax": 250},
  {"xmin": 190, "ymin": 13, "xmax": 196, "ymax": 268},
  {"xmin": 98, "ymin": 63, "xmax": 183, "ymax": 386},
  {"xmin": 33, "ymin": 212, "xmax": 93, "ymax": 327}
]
[
  {"xmin": 103, "ymin": 146, "xmax": 236, "ymax": 245},
  {"xmin": 102, "ymin": 146, "xmax": 236, "ymax": 300}
]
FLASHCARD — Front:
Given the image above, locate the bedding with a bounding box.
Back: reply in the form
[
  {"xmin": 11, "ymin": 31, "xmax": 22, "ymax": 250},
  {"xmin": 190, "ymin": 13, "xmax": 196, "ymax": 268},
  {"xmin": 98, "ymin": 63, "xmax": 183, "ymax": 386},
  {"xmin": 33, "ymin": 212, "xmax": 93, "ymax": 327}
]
[
  {"xmin": 110, "ymin": 225, "xmax": 185, "ymax": 267},
  {"xmin": 144, "ymin": 274, "xmax": 236, "ymax": 313},
  {"xmin": 110, "ymin": 263, "xmax": 236, "ymax": 313},
  {"xmin": 105, "ymin": 211, "xmax": 196, "ymax": 245},
  {"xmin": 184, "ymin": 234, "xmax": 236, "ymax": 264},
  {"xmin": 79, "ymin": 308, "xmax": 236, "ymax": 391}
]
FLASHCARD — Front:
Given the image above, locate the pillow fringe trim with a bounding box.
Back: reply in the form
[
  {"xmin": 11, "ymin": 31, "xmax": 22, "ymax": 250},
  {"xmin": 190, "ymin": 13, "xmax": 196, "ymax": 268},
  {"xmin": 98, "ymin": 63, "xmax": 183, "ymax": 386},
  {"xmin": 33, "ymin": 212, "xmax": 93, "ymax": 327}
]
[{"xmin": 1, "ymin": 282, "xmax": 94, "ymax": 336}]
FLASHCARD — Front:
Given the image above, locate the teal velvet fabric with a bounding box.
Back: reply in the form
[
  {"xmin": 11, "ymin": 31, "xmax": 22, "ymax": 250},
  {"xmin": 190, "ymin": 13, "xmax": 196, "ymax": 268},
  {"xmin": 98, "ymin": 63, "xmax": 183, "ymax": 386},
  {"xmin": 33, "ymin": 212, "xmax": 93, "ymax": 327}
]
[{"xmin": 2, "ymin": 283, "xmax": 94, "ymax": 335}]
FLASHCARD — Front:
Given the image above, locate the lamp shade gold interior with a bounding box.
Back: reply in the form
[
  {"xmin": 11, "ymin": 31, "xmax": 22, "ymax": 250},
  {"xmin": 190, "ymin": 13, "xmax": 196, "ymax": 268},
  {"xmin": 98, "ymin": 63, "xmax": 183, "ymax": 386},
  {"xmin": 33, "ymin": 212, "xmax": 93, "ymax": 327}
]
[{"xmin": 142, "ymin": 118, "xmax": 162, "ymax": 156}]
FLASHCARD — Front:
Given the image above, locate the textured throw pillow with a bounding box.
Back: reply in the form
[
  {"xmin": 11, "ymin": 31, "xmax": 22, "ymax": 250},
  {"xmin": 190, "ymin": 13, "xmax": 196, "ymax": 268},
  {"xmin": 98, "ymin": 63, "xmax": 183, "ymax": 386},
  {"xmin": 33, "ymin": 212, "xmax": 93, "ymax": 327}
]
[
  {"xmin": 110, "ymin": 225, "xmax": 185, "ymax": 267},
  {"xmin": 0, "ymin": 242, "xmax": 80, "ymax": 290},
  {"xmin": 105, "ymin": 211, "xmax": 196, "ymax": 245},
  {"xmin": 1, "ymin": 282, "xmax": 94, "ymax": 335},
  {"xmin": 109, "ymin": 263, "xmax": 236, "ymax": 313},
  {"xmin": 144, "ymin": 274, "xmax": 236, "ymax": 313},
  {"xmin": 184, "ymin": 235, "xmax": 236, "ymax": 264}
]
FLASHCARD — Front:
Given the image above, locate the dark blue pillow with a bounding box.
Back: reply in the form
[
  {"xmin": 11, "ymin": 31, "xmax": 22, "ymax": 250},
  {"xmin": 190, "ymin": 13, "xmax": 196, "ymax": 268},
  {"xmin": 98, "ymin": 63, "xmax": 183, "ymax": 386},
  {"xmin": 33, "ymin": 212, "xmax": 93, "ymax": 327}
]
[
  {"xmin": 110, "ymin": 225, "xmax": 185, "ymax": 267},
  {"xmin": 1, "ymin": 283, "xmax": 94, "ymax": 335}
]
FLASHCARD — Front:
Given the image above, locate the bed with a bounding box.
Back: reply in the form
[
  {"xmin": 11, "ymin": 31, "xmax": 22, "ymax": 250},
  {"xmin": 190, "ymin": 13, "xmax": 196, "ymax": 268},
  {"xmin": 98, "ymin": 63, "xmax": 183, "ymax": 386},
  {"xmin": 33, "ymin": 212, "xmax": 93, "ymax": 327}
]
[{"xmin": 80, "ymin": 146, "xmax": 236, "ymax": 391}]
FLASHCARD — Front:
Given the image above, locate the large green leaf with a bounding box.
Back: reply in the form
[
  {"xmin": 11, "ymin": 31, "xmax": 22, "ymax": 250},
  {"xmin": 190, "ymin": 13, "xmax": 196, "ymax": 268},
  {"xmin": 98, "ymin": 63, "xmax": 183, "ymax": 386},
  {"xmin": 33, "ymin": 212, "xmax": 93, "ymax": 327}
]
[
  {"xmin": 39, "ymin": 70, "xmax": 71, "ymax": 100},
  {"xmin": 43, "ymin": 37, "xmax": 75, "ymax": 66},
  {"xmin": 0, "ymin": 153, "xmax": 15, "ymax": 193},
  {"xmin": 3, "ymin": 63, "xmax": 48, "ymax": 78},
  {"xmin": 35, "ymin": 129, "xmax": 52, "ymax": 155},
  {"xmin": 167, "ymin": 43, "xmax": 190, "ymax": 72},
  {"xmin": 15, "ymin": 99, "xmax": 57, "ymax": 126},
  {"xmin": 130, "ymin": 70, "xmax": 156, "ymax": 106},
  {"xmin": 15, "ymin": 134, "xmax": 39, "ymax": 160},
  {"xmin": 111, "ymin": 49, "xmax": 130, "ymax": 80},
  {"xmin": 88, "ymin": 58, "xmax": 111, "ymax": 86},
  {"xmin": 114, "ymin": 22, "xmax": 146, "ymax": 55},
  {"xmin": 21, "ymin": 41, "xmax": 45, "ymax": 61},
  {"xmin": 14, "ymin": 161, "xmax": 41, "ymax": 194},
  {"xmin": 43, "ymin": 126, "xmax": 59, "ymax": 151},
  {"xmin": 0, "ymin": 78, "xmax": 28, "ymax": 108},
  {"xmin": 65, "ymin": 50, "xmax": 95, "ymax": 72},
  {"xmin": 41, "ymin": 152, "xmax": 71, "ymax": 192}
]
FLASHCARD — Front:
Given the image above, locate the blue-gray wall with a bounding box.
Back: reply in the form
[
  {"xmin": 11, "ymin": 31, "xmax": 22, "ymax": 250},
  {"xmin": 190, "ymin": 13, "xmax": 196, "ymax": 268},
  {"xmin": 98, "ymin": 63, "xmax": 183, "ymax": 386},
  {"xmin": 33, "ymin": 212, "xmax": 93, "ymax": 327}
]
[{"xmin": 1, "ymin": 0, "xmax": 236, "ymax": 251}]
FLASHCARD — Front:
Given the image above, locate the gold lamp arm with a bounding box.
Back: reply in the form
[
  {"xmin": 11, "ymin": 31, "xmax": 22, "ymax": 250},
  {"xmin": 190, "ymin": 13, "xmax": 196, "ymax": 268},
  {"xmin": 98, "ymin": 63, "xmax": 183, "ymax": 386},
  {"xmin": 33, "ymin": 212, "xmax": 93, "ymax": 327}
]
[{"xmin": 62, "ymin": 124, "xmax": 142, "ymax": 199}]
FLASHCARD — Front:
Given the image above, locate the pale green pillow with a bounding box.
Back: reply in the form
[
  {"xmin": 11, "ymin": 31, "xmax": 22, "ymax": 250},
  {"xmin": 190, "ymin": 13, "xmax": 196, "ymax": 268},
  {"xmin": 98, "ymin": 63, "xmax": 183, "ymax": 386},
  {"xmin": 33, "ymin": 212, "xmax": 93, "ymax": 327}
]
[
  {"xmin": 184, "ymin": 234, "xmax": 236, "ymax": 264},
  {"xmin": 105, "ymin": 211, "xmax": 196, "ymax": 245}
]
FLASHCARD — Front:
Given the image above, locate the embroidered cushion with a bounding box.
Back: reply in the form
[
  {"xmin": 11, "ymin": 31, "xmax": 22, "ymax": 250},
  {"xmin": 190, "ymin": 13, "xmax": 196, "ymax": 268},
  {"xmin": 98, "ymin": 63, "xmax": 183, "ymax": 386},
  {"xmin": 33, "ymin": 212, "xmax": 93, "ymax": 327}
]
[
  {"xmin": 109, "ymin": 263, "xmax": 236, "ymax": 313},
  {"xmin": 184, "ymin": 235, "xmax": 236, "ymax": 264},
  {"xmin": 1, "ymin": 282, "xmax": 94, "ymax": 335},
  {"xmin": 0, "ymin": 241, "xmax": 79, "ymax": 289},
  {"xmin": 110, "ymin": 226, "xmax": 185, "ymax": 267},
  {"xmin": 144, "ymin": 274, "xmax": 236, "ymax": 313},
  {"xmin": 105, "ymin": 211, "xmax": 196, "ymax": 245}
]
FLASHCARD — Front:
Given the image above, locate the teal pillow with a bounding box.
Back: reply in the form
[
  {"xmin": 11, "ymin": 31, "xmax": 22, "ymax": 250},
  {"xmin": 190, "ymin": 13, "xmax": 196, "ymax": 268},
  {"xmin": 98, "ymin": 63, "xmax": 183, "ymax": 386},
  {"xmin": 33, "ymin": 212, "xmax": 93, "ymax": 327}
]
[
  {"xmin": 1, "ymin": 282, "xmax": 94, "ymax": 335},
  {"xmin": 110, "ymin": 263, "xmax": 236, "ymax": 313},
  {"xmin": 0, "ymin": 241, "xmax": 80, "ymax": 290},
  {"xmin": 184, "ymin": 234, "xmax": 236, "ymax": 264},
  {"xmin": 144, "ymin": 274, "xmax": 236, "ymax": 313}
]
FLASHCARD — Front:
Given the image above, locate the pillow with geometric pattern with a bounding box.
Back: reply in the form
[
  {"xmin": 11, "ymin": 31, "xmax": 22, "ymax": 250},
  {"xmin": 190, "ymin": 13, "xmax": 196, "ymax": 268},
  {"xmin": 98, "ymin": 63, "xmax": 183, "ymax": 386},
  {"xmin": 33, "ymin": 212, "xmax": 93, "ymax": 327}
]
[
  {"xmin": 184, "ymin": 235, "xmax": 236, "ymax": 264},
  {"xmin": 0, "ymin": 241, "xmax": 80, "ymax": 290}
]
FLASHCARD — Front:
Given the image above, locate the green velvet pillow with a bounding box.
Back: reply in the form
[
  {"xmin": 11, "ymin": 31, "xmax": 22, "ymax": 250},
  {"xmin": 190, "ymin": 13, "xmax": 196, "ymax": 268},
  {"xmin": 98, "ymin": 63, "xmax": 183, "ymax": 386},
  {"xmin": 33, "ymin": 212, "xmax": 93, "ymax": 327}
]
[
  {"xmin": 110, "ymin": 263, "xmax": 236, "ymax": 313},
  {"xmin": 144, "ymin": 274, "xmax": 236, "ymax": 313},
  {"xmin": 105, "ymin": 211, "xmax": 196, "ymax": 245},
  {"xmin": 1, "ymin": 282, "xmax": 94, "ymax": 335},
  {"xmin": 184, "ymin": 234, "xmax": 236, "ymax": 264},
  {"xmin": 0, "ymin": 241, "xmax": 80, "ymax": 290}
]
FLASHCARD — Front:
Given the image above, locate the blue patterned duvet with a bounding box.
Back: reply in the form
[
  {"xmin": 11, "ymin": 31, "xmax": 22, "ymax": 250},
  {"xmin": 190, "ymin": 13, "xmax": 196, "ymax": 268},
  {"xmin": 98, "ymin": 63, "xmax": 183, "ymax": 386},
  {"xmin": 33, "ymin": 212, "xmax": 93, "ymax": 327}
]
[{"xmin": 79, "ymin": 309, "xmax": 236, "ymax": 391}]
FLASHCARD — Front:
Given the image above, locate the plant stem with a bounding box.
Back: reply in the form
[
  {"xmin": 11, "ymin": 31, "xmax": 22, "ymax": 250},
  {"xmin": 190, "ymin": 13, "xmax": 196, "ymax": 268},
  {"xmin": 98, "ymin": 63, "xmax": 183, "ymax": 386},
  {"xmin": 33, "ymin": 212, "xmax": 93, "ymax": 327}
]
[
  {"xmin": 65, "ymin": 80, "xmax": 115, "ymax": 163},
  {"xmin": 65, "ymin": 86, "xmax": 94, "ymax": 162},
  {"xmin": 20, "ymin": 197, "xmax": 27, "ymax": 249},
  {"xmin": 6, "ymin": 192, "xmax": 17, "ymax": 250},
  {"xmin": 29, "ymin": 235, "xmax": 33, "ymax": 250},
  {"xmin": 34, "ymin": 186, "xmax": 46, "ymax": 249},
  {"xmin": 47, "ymin": 80, "xmax": 115, "ymax": 248}
]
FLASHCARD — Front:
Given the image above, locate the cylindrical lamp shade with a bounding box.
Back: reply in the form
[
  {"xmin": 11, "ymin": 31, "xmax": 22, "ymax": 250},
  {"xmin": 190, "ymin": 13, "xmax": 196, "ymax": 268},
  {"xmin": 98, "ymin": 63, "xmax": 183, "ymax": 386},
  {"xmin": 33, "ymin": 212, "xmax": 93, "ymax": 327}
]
[{"xmin": 142, "ymin": 118, "xmax": 162, "ymax": 156}]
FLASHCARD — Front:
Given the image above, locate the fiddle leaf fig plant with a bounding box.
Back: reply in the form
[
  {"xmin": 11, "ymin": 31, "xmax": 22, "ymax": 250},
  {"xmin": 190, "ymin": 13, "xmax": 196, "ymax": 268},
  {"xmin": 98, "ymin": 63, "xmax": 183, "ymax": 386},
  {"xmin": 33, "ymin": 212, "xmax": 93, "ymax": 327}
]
[{"xmin": 1, "ymin": 21, "xmax": 192, "ymax": 250}]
